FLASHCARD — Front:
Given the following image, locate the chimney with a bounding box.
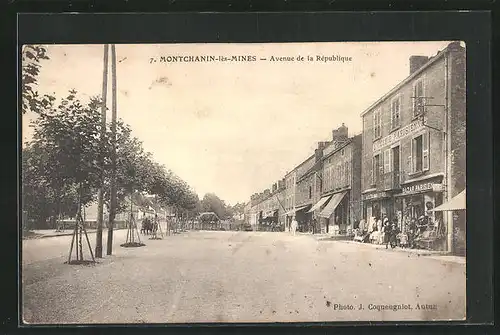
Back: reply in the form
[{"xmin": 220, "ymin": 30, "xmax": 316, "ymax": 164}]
[
  {"xmin": 409, "ymin": 55, "xmax": 429, "ymax": 75},
  {"xmin": 315, "ymin": 142, "xmax": 327, "ymax": 162},
  {"xmin": 332, "ymin": 124, "xmax": 349, "ymax": 143}
]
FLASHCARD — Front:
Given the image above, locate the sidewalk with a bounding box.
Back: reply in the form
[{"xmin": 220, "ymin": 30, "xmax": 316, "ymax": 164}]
[
  {"xmin": 23, "ymin": 228, "xmax": 126, "ymax": 239},
  {"xmin": 312, "ymin": 235, "xmax": 466, "ymax": 265}
]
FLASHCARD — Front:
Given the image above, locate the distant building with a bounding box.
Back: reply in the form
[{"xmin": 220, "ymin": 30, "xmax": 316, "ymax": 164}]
[
  {"xmin": 306, "ymin": 124, "xmax": 362, "ymax": 235},
  {"xmin": 294, "ymin": 142, "xmax": 328, "ymax": 232}
]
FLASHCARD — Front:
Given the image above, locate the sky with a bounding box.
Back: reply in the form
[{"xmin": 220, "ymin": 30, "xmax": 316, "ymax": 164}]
[{"xmin": 21, "ymin": 41, "xmax": 453, "ymax": 205}]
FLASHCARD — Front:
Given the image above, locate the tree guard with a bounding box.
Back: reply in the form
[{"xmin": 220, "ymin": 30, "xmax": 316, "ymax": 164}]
[
  {"xmin": 121, "ymin": 199, "xmax": 145, "ymax": 247},
  {"xmin": 66, "ymin": 195, "xmax": 95, "ymax": 265}
]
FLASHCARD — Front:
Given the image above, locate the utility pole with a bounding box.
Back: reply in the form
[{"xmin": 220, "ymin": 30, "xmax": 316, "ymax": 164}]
[
  {"xmin": 95, "ymin": 44, "xmax": 109, "ymax": 258},
  {"xmin": 107, "ymin": 44, "xmax": 118, "ymax": 255}
]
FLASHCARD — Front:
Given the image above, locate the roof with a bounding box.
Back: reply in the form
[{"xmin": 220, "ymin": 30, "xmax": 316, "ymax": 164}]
[
  {"xmin": 199, "ymin": 212, "xmax": 220, "ymax": 220},
  {"xmin": 360, "ymin": 42, "xmax": 463, "ymax": 117},
  {"xmin": 297, "ymin": 161, "xmax": 321, "ymax": 182},
  {"xmin": 285, "ymin": 152, "xmax": 316, "ymax": 177},
  {"xmin": 322, "ymin": 137, "xmax": 353, "ymax": 160}
]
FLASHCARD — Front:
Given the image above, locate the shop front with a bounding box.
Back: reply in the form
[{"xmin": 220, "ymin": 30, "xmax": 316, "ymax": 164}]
[
  {"xmin": 282, "ymin": 204, "xmax": 310, "ymax": 232},
  {"xmin": 318, "ymin": 190, "xmax": 349, "ymax": 235},
  {"xmin": 397, "ymin": 176, "xmax": 446, "ymax": 250},
  {"xmin": 308, "ymin": 194, "xmax": 333, "ymax": 234},
  {"xmin": 362, "ymin": 191, "xmax": 393, "ymax": 224},
  {"xmin": 295, "ymin": 204, "xmax": 312, "ymax": 232},
  {"xmin": 431, "ymin": 189, "xmax": 466, "ymax": 256}
]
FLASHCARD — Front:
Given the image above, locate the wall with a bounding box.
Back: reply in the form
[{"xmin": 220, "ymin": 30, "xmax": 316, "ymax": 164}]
[
  {"xmin": 449, "ymin": 44, "xmax": 466, "ymax": 197},
  {"xmin": 322, "ymin": 142, "xmax": 353, "ymax": 193},
  {"xmin": 296, "ymin": 172, "xmax": 315, "ymax": 207},
  {"xmin": 350, "ymin": 135, "xmax": 363, "ymax": 223},
  {"xmin": 284, "ymin": 171, "xmax": 297, "ymax": 211},
  {"xmin": 448, "ymin": 43, "xmax": 466, "ymax": 256}
]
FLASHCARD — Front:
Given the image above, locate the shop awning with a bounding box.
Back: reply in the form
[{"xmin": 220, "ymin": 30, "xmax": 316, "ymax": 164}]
[
  {"xmin": 281, "ymin": 204, "xmax": 309, "ymax": 216},
  {"xmin": 318, "ymin": 191, "xmax": 347, "ymax": 218},
  {"xmin": 430, "ymin": 190, "xmax": 466, "ymax": 211},
  {"xmin": 307, "ymin": 195, "xmax": 333, "ymax": 213}
]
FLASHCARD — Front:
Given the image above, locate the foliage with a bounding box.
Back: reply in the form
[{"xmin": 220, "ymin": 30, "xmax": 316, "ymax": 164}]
[
  {"xmin": 23, "ymin": 88, "xmax": 205, "ymax": 228},
  {"xmin": 201, "ymin": 193, "xmax": 230, "ymax": 219},
  {"xmin": 23, "ymin": 91, "xmax": 105, "ymax": 228},
  {"xmin": 22, "ymin": 45, "xmax": 55, "ymax": 114},
  {"xmin": 226, "ymin": 202, "xmax": 246, "ymax": 217},
  {"xmin": 22, "ymin": 141, "xmax": 79, "ymax": 228}
]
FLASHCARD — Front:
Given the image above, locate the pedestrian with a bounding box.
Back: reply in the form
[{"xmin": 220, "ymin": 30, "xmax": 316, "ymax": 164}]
[
  {"xmin": 390, "ymin": 222, "xmax": 400, "ymax": 248},
  {"xmin": 291, "ymin": 217, "xmax": 298, "ymax": 236},
  {"xmin": 384, "ymin": 220, "xmax": 392, "ymax": 249},
  {"xmin": 382, "ymin": 217, "xmax": 390, "ymax": 246}
]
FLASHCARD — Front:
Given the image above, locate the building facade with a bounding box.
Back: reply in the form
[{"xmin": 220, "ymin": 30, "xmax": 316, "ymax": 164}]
[
  {"xmin": 249, "ymin": 179, "xmax": 287, "ymax": 231},
  {"xmin": 312, "ymin": 124, "xmax": 362, "ymax": 235},
  {"xmin": 360, "ymin": 41, "xmax": 466, "ymax": 254},
  {"xmin": 283, "ymin": 170, "xmax": 297, "ymax": 230}
]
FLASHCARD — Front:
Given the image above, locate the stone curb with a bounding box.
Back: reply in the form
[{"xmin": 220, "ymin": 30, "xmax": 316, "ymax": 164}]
[{"xmin": 25, "ymin": 228, "xmax": 127, "ymax": 239}]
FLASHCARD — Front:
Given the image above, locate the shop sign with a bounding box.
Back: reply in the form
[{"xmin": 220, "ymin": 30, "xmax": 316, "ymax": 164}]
[
  {"xmin": 432, "ymin": 184, "xmax": 443, "ymax": 192},
  {"xmin": 402, "ymin": 182, "xmax": 442, "ymax": 195},
  {"xmin": 363, "ymin": 192, "xmax": 389, "ymax": 201},
  {"xmin": 373, "ymin": 119, "xmax": 424, "ymax": 152}
]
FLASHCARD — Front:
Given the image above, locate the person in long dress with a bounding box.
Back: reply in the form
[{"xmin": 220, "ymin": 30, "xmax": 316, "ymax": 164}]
[{"xmin": 291, "ymin": 217, "xmax": 298, "ymax": 236}]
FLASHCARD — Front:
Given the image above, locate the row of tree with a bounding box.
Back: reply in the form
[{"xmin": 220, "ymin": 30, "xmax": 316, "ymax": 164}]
[
  {"xmin": 22, "ymin": 90, "xmax": 201, "ymax": 229},
  {"xmin": 22, "ymin": 45, "xmax": 245, "ymax": 231}
]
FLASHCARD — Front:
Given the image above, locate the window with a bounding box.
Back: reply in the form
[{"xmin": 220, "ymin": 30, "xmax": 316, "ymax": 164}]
[
  {"xmin": 345, "ymin": 161, "xmax": 350, "ymax": 186},
  {"xmin": 309, "ymin": 186, "xmax": 312, "ymax": 199},
  {"xmin": 383, "ymin": 149, "xmax": 392, "ymax": 174},
  {"xmin": 373, "ymin": 109, "xmax": 382, "ymax": 138},
  {"xmin": 409, "ymin": 132, "xmax": 430, "ymax": 173},
  {"xmin": 413, "ymin": 78, "xmax": 425, "ymax": 118},
  {"xmin": 329, "ymin": 167, "xmax": 334, "ymax": 189},
  {"xmin": 391, "ymin": 96, "xmax": 401, "ymax": 129},
  {"xmin": 341, "ymin": 149, "xmax": 345, "ymax": 156},
  {"xmin": 372, "ymin": 154, "xmax": 381, "ymax": 185}
]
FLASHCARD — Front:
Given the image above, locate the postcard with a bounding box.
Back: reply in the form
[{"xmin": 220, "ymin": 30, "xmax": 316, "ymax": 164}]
[{"xmin": 21, "ymin": 41, "xmax": 466, "ymax": 324}]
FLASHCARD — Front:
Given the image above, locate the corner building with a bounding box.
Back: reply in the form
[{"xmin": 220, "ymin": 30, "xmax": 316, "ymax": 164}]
[{"xmin": 360, "ymin": 41, "xmax": 465, "ymax": 254}]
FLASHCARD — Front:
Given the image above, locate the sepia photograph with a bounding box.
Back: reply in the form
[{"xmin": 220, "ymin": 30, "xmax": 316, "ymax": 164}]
[{"xmin": 21, "ymin": 41, "xmax": 466, "ymax": 324}]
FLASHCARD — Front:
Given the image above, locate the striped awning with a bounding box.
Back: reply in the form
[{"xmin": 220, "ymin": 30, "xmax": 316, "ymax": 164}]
[
  {"xmin": 318, "ymin": 191, "xmax": 347, "ymax": 218},
  {"xmin": 307, "ymin": 195, "xmax": 333, "ymax": 213},
  {"xmin": 281, "ymin": 204, "xmax": 310, "ymax": 216}
]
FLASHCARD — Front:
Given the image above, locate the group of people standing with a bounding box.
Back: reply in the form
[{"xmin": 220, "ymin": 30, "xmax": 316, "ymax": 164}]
[
  {"xmin": 358, "ymin": 216, "xmax": 401, "ymax": 248},
  {"xmin": 354, "ymin": 213, "xmax": 439, "ymax": 249}
]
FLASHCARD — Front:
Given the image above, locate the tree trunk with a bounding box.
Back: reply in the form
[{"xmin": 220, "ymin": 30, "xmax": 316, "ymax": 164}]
[
  {"xmin": 95, "ymin": 44, "xmax": 109, "ymax": 259},
  {"xmin": 107, "ymin": 44, "xmax": 118, "ymax": 255}
]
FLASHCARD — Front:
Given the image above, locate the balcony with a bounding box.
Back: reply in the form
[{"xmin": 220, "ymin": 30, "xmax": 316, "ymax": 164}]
[{"xmin": 375, "ymin": 171, "xmax": 401, "ymax": 191}]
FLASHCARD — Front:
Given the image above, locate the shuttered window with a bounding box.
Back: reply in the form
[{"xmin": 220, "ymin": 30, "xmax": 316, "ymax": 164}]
[
  {"xmin": 391, "ymin": 96, "xmax": 401, "ymax": 129},
  {"xmin": 413, "ymin": 79, "xmax": 425, "ymax": 118},
  {"xmin": 383, "ymin": 149, "xmax": 392, "ymax": 174},
  {"xmin": 410, "ymin": 131, "xmax": 429, "ymax": 173},
  {"xmin": 423, "ymin": 131, "xmax": 430, "ymax": 171}
]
